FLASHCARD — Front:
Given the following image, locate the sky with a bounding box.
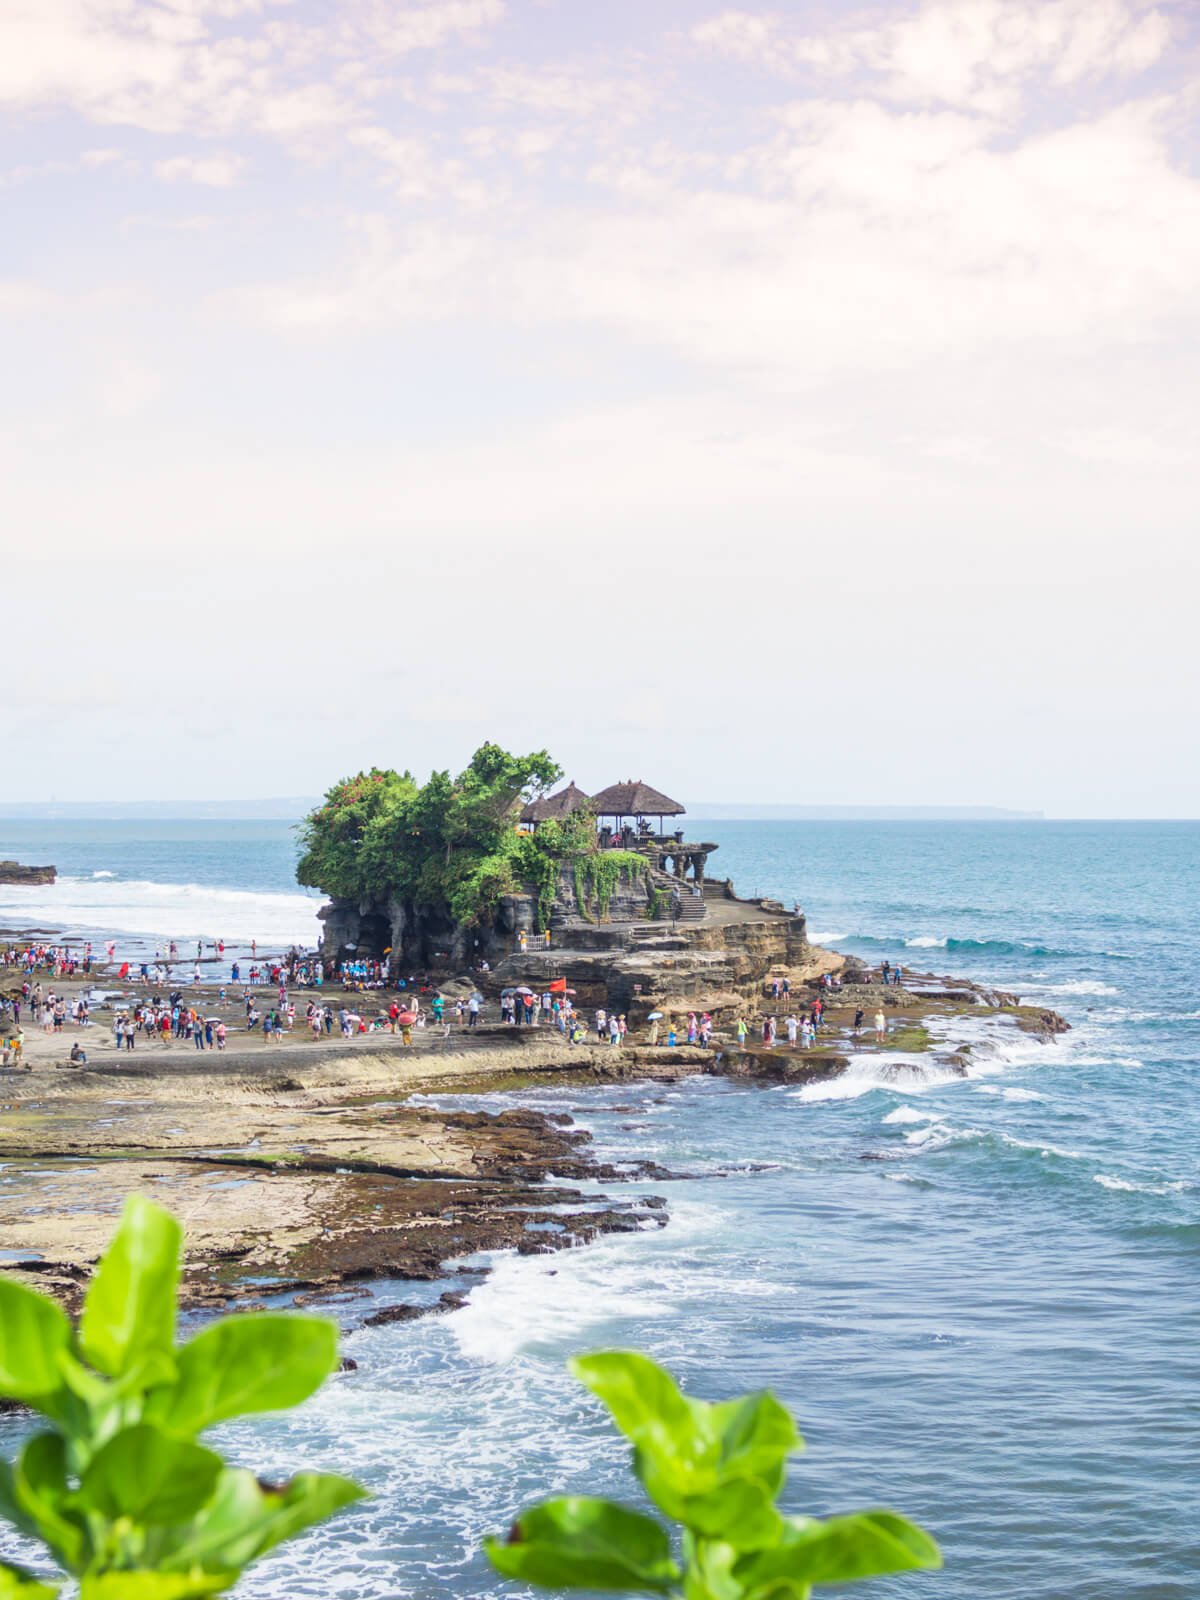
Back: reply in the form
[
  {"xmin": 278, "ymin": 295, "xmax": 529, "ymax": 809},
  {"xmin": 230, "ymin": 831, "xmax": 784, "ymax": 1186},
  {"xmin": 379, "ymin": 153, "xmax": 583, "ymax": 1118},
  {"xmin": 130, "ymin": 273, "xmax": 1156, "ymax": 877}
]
[{"xmin": 1, "ymin": 0, "xmax": 1197, "ymax": 817}]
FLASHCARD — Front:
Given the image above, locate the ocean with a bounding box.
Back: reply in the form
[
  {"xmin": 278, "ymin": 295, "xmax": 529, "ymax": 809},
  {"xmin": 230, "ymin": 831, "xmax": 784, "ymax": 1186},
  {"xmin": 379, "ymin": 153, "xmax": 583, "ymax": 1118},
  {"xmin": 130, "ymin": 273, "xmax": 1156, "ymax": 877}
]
[{"xmin": 1, "ymin": 819, "xmax": 1197, "ymax": 1599}]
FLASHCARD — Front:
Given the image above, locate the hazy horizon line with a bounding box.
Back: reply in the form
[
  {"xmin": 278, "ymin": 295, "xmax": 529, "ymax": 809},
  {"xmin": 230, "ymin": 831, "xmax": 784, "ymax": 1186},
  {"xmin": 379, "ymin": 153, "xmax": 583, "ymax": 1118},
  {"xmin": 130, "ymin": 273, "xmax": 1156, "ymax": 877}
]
[{"xmin": 1, "ymin": 800, "xmax": 1197, "ymax": 822}]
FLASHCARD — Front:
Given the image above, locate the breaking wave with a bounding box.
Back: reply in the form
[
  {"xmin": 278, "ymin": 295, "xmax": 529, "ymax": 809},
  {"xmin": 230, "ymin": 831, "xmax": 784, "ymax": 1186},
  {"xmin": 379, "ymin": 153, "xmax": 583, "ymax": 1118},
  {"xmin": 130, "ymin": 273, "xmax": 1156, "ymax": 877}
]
[
  {"xmin": 0, "ymin": 875, "xmax": 322, "ymax": 946},
  {"xmin": 843, "ymin": 933, "xmax": 1132, "ymax": 960}
]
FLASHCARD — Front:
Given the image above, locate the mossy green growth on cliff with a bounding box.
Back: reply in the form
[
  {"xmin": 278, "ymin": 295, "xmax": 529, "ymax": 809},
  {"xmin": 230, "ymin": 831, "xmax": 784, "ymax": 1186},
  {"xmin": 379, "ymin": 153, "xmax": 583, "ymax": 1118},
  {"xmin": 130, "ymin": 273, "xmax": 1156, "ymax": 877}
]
[
  {"xmin": 297, "ymin": 746, "xmax": 643, "ymax": 932},
  {"xmin": 573, "ymin": 851, "xmax": 648, "ymax": 923}
]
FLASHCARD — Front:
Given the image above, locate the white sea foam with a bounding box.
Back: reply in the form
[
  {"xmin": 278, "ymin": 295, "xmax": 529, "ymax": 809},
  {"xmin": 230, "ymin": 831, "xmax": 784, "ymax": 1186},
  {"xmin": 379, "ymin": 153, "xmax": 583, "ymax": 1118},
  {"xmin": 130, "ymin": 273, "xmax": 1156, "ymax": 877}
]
[
  {"xmin": 790, "ymin": 1057, "xmax": 962, "ymax": 1103},
  {"xmin": 905, "ymin": 935, "xmax": 947, "ymax": 948},
  {"xmin": 1094, "ymin": 1173, "xmax": 1195, "ymax": 1196},
  {"xmin": 1019, "ymin": 979, "xmax": 1119, "ymax": 997},
  {"xmin": 808, "ymin": 930, "xmax": 849, "ymax": 943},
  {"xmin": 974, "ymin": 1085, "xmax": 1046, "ymax": 1102},
  {"xmin": 0, "ymin": 875, "xmax": 322, "ymax": 945},
  {"xmin": 451, "ymin": 1200, "xmax": 726, "ymax": 1365},
  {"xmin": 882, "ymin": 1106, "xmax": 933, "ymax": 1124}
]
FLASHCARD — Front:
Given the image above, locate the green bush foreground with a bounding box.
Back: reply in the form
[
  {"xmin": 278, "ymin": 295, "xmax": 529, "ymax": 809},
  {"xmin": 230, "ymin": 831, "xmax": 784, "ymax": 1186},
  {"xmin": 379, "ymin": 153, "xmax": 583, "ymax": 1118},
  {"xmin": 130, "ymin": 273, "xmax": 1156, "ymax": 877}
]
[{"xmin": 0, "ymin": 1198, "xmax": 940, "ymax": 1598}]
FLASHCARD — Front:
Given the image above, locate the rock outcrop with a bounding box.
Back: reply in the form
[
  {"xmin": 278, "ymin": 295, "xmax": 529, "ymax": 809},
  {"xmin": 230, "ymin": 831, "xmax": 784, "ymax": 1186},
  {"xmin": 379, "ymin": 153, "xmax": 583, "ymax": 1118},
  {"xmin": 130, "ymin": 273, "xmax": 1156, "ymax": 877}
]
[{"xmin": 0, "ymin": 862, "xmax": 55, "ymax": 886}]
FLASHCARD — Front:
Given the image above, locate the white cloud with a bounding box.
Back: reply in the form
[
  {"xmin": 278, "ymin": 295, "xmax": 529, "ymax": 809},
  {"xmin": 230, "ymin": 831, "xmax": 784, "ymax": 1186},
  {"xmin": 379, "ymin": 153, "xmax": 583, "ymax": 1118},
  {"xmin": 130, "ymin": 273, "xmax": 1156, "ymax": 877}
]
[
  {"xmin": 694, "ymin": 0, "xmax": 1173, "ymax": 115},
  {"xmin": 228, "ymin": 92, "xmax": 1200, "ymax": 384},
  {"xmin": 154, "ymin": 150, "xmax": 246, "ymax": 184},
  {"xmin": 0, "ymin": 0, "xmax": 507, "ymax": 135}
]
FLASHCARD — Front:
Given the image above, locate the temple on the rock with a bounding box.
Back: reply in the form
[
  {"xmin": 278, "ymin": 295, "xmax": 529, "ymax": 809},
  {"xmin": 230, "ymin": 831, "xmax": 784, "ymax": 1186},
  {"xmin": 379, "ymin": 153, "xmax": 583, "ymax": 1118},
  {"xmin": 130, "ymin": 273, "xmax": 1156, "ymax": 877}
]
[{"xmin": 521, "ymin": 779, "xmax": 719, "ymax": 887}]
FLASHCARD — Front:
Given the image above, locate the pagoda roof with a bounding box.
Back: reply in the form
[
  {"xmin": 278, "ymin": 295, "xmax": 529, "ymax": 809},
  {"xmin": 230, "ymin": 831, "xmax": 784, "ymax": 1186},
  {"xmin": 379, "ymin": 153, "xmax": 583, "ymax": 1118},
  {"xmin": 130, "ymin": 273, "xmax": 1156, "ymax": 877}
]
[
  {"xmin": 519, "ymin": 780, "xmax": 593, "ymax": 824},
  {"xmin": 590, "ymin": 780, "xmax": 685, "ymax": 818}
]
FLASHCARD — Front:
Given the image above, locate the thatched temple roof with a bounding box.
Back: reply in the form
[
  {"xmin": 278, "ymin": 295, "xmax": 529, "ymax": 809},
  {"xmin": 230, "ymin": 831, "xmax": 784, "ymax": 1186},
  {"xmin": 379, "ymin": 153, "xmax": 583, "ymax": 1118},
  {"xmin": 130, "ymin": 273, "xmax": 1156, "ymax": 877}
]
[
  {"xmin": 590, "ymin": 780, "xmax": 685, "ymax": 818},
  {"xmin": 519, "ymin": 780, "xmax": 593, "ymax": 825}
]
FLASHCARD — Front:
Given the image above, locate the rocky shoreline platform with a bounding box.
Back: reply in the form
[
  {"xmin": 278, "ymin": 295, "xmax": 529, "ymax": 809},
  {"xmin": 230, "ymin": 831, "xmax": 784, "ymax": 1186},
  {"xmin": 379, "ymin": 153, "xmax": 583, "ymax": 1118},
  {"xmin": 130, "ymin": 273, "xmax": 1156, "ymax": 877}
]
[{"xmin": 0, "ymin": 921, "xmax": 1067, "ymax": 1326}]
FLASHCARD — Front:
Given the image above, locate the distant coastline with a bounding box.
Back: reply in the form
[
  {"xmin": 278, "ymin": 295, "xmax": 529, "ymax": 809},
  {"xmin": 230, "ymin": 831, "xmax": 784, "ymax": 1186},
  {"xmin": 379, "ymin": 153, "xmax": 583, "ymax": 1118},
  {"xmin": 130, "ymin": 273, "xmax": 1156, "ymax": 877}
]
[
  {"xmin": 688, "ymin": 804, "xmax": 1045, "ymax": 821},
  {"xmin": 0, "ymin": 800, "xmax": 1044, "ymax": 823}
]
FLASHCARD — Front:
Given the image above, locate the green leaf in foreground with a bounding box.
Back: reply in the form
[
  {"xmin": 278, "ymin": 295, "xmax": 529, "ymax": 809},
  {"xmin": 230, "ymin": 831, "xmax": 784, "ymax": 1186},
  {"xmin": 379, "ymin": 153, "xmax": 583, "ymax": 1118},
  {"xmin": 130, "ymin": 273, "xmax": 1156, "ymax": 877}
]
[
  {"xmin": 0, "ymin": 1282, "xmax": 72, "ymax": 1404},
  {"xmin": 147, "ymin": 1314, "xmax": 338, "ymax": 1434},
  {"xmin": 0, "ymin": 1561, "xmax": 58, "ymax": 1598},
  {"xmin": 79, "ymin": 1196, "xmax": 181, "ymax": 1378},
  {"xmin": 157, "ymin": 1469, "xmax": 366, "ymax": 1574},
  {"xmin": 0, "ymin": 1197, "xmax": 365, "ymax": 1598},
  {"xmin": 80, "ymin": 1573, "xmax": 231, "ymax": 1599},
  {"xmin": 487, "ymin": 1353, "xmax": 941, "ymax": 1600},
  {"xmin": 485, "ymin": 1498, "xmax": 680, "ymax": 1593},
  {"xmin": 78, "ymin": 1425, "xmax": 223, "ymax": 1526},
  {"xmin": 736, "ymin": 1511, "xmax": 942, "ymax": 1590}
]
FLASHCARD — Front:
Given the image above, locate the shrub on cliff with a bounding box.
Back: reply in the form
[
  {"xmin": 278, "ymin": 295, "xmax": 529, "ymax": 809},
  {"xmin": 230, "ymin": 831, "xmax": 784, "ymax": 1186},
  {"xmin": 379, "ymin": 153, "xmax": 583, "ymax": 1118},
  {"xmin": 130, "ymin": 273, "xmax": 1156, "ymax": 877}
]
[{"xmin": 297, "ymin": 744, "xmax": 567, "ymax": 926}]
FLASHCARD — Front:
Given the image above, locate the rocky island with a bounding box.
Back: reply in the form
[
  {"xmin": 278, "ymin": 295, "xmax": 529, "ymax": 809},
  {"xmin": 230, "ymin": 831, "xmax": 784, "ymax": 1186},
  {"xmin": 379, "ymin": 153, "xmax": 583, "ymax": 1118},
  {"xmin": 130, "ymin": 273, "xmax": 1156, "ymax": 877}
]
[{"xmin": 0, "ymin": 746, "xmax": 1066, "ymax": 1323}]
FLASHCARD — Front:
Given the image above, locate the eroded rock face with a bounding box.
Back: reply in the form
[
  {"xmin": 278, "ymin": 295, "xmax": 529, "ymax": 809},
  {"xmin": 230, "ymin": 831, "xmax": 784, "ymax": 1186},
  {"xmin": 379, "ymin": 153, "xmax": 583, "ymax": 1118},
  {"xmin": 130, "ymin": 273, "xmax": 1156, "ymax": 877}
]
[{"xmin": 0, "ymin": 861, "xmax": 55, "ymax": 885}]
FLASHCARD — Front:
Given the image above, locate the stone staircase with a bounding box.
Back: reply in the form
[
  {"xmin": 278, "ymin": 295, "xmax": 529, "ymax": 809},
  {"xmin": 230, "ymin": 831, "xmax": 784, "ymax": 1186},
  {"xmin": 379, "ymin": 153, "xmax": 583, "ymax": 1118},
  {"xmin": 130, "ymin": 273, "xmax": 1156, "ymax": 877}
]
[{"xmin": 646, "ymin": 866, "xmax": 706, "ymax": 923}]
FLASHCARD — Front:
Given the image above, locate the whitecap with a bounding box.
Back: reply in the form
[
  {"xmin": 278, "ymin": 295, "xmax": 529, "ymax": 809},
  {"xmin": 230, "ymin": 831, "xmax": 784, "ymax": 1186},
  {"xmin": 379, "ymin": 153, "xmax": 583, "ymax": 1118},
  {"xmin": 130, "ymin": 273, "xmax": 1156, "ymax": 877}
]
[
  {"xmin": 1020, "ymin": 980, "xmax": 1119, "ymax": 997},
  {"xmin": 1093, "ymin": 1173, "xmax": 1195, "ymax": 1196},
  {"xmin": 882, "ymin": 1106, "xmax": 933, "ymax": 1124},
  {"xmin": 905, "ymin": 935, "xmax": 947, "ymax": 948},
  {"xmin": 790, "ymin": 1058, "xmax": 963, "ymax": 1104}
]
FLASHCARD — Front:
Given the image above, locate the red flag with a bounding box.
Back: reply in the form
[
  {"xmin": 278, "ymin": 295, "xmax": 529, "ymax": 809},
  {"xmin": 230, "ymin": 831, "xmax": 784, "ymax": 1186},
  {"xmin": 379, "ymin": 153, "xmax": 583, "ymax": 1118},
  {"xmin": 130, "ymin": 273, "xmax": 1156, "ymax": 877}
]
[{"xmin": 548, "ymin": 978, "xmax": 567, "ymax": 992}]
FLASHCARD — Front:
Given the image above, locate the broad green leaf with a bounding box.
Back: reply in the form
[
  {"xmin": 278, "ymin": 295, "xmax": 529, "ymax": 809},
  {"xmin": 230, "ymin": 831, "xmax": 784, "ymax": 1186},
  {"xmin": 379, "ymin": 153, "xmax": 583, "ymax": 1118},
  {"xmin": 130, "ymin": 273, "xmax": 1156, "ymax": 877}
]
[
  {"xmin": 570, "ymin": 1352, "xmax": 714, "ymax": 1488},
  {"xmin": 80, "ymin": 1574, "xmax": 232, "ymax": 1599},
  {"xmin": 78, "ymin": 1425, "xmax": 222, "ymax": 1526},
  {"xmin": 0, "ymin": 1281, "xmax": 72, "ymax": 1403},
  {"xmin": 158, "ymin": 1469, "xmax": 365, "ymax": 1573},
  {"xmin": 736, "ymin": 1511, "xmax": 942, "ymax": 1591},
  {"xmin": 711, "ymin": 1392, "xmax": 800, "ymax": 1489},
  {"xmin": 147, "ymin": 1314, "xmax": 338, "ymax": 1434},
  {"xmin": 0, "ymin": 1561, "xmax": 58, "ymax": 1598},
  {"xmin": 80, "ymin": 1196, "xmax": 181, "ymax": 1378},
  {"xmin": 671, "ymin": 1478, "xmax": 783, "ymax": 1549},
  {"xmin": 485, "ymin": 1496, "xmax": 680, "ymax": 1593},
  {"xmin": 12, "ymin": 1435, "xmax": 88, "ymax": 1573}
]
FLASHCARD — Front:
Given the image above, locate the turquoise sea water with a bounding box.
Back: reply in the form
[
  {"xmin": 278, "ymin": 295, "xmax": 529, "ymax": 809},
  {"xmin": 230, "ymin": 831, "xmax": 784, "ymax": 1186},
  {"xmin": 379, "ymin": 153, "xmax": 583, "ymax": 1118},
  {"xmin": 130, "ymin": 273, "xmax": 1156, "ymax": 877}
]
[{"xmin": 1, "ymin": 820, "xmax": 1197, "ymax": 1598}]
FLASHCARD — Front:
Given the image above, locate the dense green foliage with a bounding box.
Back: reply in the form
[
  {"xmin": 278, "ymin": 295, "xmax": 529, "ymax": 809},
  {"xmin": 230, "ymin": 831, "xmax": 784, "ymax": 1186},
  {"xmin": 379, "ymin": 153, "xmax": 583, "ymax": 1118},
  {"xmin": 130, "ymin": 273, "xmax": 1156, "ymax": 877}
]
[
  {"xmin": 298, "ymin": 746, "xmax": 656, "ymax": 931},
  {"xmin": 486, "ymin": 1351, "xmax": 941, "ymax": 1600},
  {"xmin": 0, "ymin": 1197, "xmax": 363, "ymax": 1599}
]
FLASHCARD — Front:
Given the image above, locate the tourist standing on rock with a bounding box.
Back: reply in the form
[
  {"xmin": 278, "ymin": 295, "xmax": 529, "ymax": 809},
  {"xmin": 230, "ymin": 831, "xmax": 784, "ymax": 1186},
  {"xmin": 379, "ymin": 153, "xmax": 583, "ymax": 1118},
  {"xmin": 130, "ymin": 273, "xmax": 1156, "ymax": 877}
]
[
  {"xmin": 882, "ymin": 961, "xmax": 891, "ymax": 985},
  {"xmin": 736, "ymin": 1016, "xmax": 749, "ymax": 1049},
  {"xmin": 468, "ymin": 993, "xmax": 480, "ymax": 1028},
  {"xmin": 596, "ymin": 1008, "xmax": 607, "ymax": 1041},
  {"xmin": 786, "ymin": 1015, "xmax": 798, "ymax": 1047},
  {"xmin": 874, "ymin": 1010, "xmax": 887, "ymax": 1042},
  {"xmin": 608, "ymin": 1014, "xmax": 620, "ymax": 1046},
  {"xmin": 854, "ymin": 1007, "xmax": 864, "ymax": 1037},
  {"xmin": 647, "ymin": 1017, "xmax": 659, "ymax": 1045}
]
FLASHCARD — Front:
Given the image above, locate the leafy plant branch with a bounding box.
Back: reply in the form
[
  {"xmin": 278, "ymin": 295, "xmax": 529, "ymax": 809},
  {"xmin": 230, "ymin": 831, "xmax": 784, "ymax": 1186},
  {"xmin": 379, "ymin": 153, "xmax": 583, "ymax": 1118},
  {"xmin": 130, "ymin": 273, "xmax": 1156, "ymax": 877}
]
[
  {"xmin": 486, "ymin": 1351, "xmax": 940, "ymax": 1600},
  {"xmin": 0, "ymin": 1197, "xmax": 364, "ymax": 1599}
]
